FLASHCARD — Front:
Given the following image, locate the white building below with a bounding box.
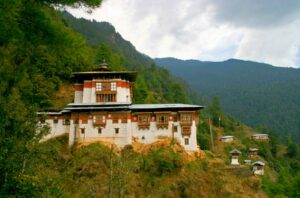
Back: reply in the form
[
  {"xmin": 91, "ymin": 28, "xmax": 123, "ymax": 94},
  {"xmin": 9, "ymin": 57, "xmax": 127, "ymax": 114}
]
[
  {"xmin": 252, "ymin": 161, "xmax": 265, "ymax": 175},
  {"xmin": 230, "ymin": 149, "xmax": 242, "ymax": 165}
]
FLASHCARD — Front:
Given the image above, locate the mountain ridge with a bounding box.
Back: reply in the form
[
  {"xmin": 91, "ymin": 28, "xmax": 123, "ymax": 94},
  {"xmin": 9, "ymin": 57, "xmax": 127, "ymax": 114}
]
[
  {"xmin": 155, "ymin": 57, "xmax": 300, "ymax": 69},
  {"xmin": 155, "ymin": 57, "xmax": 300, "ymax": 142}
]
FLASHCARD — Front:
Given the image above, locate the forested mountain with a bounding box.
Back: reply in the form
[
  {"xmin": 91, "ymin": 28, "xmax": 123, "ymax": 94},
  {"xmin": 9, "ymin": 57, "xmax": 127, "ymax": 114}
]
[{"xmin": 155, "ymin": 58, "xmax": 300, "ymax": 142}]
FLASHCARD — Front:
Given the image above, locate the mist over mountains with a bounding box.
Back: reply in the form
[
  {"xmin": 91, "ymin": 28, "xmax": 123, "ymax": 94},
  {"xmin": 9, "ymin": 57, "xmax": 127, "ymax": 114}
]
[{"xmin": 155, "ymin": 57, "xmax": 300, "ymax": 142}]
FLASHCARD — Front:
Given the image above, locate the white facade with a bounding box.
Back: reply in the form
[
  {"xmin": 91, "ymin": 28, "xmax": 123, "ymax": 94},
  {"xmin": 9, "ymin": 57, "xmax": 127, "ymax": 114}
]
[
  {"xmin": 43, "ymin": 111, "xmax": 200, "ymax": 152},
  {"xmin": 230, "ymin": 149, "xmax": 241, "ymax": 165},
  {"xmin": 252, "ymin": 134, "xmax": 269, "ymax": 140},
  {"xmin": 252, "ymin": 161, "xmax": 265, "ymax": 175},
  {"xmin": 231, "ymin": 156, "xmax": 240, "ymax": 165},
  {"xmin": 40, "ymin": 117, "xmax": 69, "ymax": 141},
  {"xmin": 76, "ymin": 79, "xmax": 132, "ymax": 104},
  {"xmin": 116, "ymin": 86, "xmax": 131, "ymax": 103},
  {"xmin": 253, "ymin": 168, "xmax": 264, "ymax": 175}
]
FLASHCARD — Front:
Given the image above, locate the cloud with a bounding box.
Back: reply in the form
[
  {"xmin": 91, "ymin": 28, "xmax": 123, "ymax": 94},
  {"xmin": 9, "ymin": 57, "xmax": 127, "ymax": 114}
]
[
  {"xmin": 209, "ymin": 0, "xmax": 300, "ymax": 28},
  {"xmin": 234, "ymin": 23, "xmax": 300, "ymax": 67},
  {"xmin": 67, "ymin": 0, "xmax": 300, "ymax": 67}
]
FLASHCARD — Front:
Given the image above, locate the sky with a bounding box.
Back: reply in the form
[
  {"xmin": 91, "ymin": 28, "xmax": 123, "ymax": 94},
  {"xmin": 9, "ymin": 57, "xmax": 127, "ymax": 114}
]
[{"xmin": 67, "ymin": 0, "xmax": 300, "ymax": 68}]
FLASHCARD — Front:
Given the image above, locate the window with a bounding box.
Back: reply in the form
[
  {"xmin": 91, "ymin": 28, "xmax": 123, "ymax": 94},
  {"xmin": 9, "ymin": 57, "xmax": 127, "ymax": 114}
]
[
  {"xmin": 98, "ymin": 128, "xmax": 102, "ymax": 134},
  {"xmin": 156, "ymin": 114, "xmax": 169, "ymax": 129},
  {"xmin": 93, "ymin": 115, "xmax": 106, "ymax": 126},
  {"xmin": 96, "ymin": 94, "xmax": 116, "ymax": 102},
  {"xmin": 185, "ymin": 138, "xmax": 189, "ymax": 145},
  {"xmin": 138, "ymin": 114, "xmax": 150, "ymax": 129},
  {"xmin": 112, "ymin": 114, "xmax": 119, "ymax": 123},
  {"xmin": 115, "ymin": 128, "xmax": 119, "ymax": 134},
  {"xmin": 111, "ymin": 82, "xmax": 117, "ymax": 91},
  {"xmin": 81, "ymin": 128, "xmax": 85, "ymax": 134},
  {"xmin": 180, "ymin": 114, "xmax": 192, "ymax": 124},
  {"xmin": 63, "ymin": 115, "xmax": 70, "ymax": 125},
  {"xmin": 102, "ymin": 82, "xmax": 111, "ymax": 91},
  {"xmin": 138, "ymin": 115, "xmax": 149, "ymax": 123},
  {"xmin": 96, "ymin": 82, "xmax": 102, "ymax": 91},
  {"xmin": 157, "ymin": 115, "xmax": 168, "ymax": 124},
  {"xmin": 53, "ymin": 119, "xmax": 58, "ymax": 124},
  {"xmin": 63, "ymin": 119, "xmax": 70, "ymax": 125}
]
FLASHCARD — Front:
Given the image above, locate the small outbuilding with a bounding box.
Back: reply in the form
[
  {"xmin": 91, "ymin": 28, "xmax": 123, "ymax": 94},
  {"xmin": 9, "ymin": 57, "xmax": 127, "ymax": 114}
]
[
  {"xmin": 230, "ymin": 149, "xmax": 242, "ymax": 165},
  {"xmin": 252, "ymin": 161, "xmax": 265, "ymax": 175},
  {"xmin": 248, "ymin": 148, "xmax": 259, "ymax": 157},
  {"xmin": 251, "ymin": 134, "xmax": 269, "ymax": 141},
  {"xmin": 220, "ymin": 135, "xmax": 234, "ymax": 143}
]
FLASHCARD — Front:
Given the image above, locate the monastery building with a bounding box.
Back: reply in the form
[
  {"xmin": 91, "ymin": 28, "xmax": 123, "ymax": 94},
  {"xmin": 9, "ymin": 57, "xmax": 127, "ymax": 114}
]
[{"xmin": 39, "ymin": 63, "xmax": 204, "ymax": 152}]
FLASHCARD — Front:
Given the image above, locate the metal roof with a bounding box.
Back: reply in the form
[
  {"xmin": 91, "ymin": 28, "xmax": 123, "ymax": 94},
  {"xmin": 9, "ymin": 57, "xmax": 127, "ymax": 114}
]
[
  {"xmin": 73, "ymin": 71, "xmax": 137, "ymax": 82},
  {"xmin": 252, "ymin": 161, "xmax": 265, "ymax": 166},
  {"xmin": 64, "ymin": 103, "xmax": 203, "ymax": 111},
  {"xmin": 230, "ymin": 149, "xmax": 242, "ymax": 155},
  {"xmin": 68, "ymin": 102, "xmax": 131, "ymax": 107},
  {"xmin": 130, "ymin": 104, "xmax": 204, "ymax": 110},
  {"xmin": 37, "ymin": 111, "xmax": 63, "ymax": 115},
  {"xmin": 221, "ymin": 135, "xmax": 234, "ymax": 139},
  {"xmin": 64, "ymin": 106, "xmax": 130, "ymax": 111},
  {"xmin": 252, "ymin": 134, "xmax": 268, "ymax": 136},
  {"xmin": 39, "ymin": 103, "xmax": 204, "ymax": 114}
]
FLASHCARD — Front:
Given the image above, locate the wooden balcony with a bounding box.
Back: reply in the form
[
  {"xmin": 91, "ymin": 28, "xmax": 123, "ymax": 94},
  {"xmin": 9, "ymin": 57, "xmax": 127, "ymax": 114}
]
[
  {"xmin": 181, "ymin": 126, "xmax": 191, "ymax": 136},
  {"xmin": 93, "ymin": 121, "xmax": 106, "ymax": 127},
  {"xmin": 156, "ymin": 123, "xmax": 169, "ymax": 129},
  {"xmin": 138, "ymin": 122, "xmax": 150, "ymax": 129}
]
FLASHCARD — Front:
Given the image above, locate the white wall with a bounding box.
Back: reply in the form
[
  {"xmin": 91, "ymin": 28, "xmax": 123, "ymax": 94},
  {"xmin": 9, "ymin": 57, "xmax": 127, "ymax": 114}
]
[
  {"xmin": 42, "ymin": 119, "xmax": 68, "ymax": 141},
  {"xmin": 131, "ymin": 120, "xmax": 198, "ymax": 152},
  {"xmin": 82, "ymin": 80, "xmax": 92, "ymax": 103},
  {"xmin": 90, "ymin": 86, "xmax": 96, "ymax": 103},
  {"xmin": 44, "ymin": 112, "xmax": 200, "ymax": 152},
  {"xmin": 76, "ymin": 118, "xmax": 132, "ymax": 147},
  {"xmin": 74, "ymin": 91, "xmax": 83, "ymax": 103},
  {"xmin": 116, "ymin": 86, "xmax": 131, "ymax": 103},
  {"xmin": 79, "ymin": 80, "xmax": 132, "ymax": 104}
]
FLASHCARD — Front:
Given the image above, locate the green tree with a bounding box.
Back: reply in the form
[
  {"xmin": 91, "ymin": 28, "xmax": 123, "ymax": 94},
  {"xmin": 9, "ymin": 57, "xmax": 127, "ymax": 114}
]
[
  {"xmin": 0, "ymin": 0, "xmax": 103, "ymax": 195},
  {"xmin": 286, "ymin": 136, "xmax": 299, "ymax": 158}
]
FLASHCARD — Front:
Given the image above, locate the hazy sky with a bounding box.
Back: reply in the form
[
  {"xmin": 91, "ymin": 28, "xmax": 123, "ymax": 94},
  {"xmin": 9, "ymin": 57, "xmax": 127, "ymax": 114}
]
[{"xmin": 68, "ymin": 0, "xmax": 300, "ymax": 68}]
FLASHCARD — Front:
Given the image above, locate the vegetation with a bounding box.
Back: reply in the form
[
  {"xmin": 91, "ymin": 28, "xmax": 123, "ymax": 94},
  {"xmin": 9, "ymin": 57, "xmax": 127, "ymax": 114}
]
[
  {"xmin": 20, "ymin": 135, "xmax": 266, "ymax": 197},
  {"xmin": 155, "ymin": 57, "xmax": 300, "ymax": 143},
  {"xmin": 1, "ymin": 0, "xmax": 300, "ymax": 197},
  {"xmin": 198, "ymin": 97, "xmax": 300, "ymax": 198},
  {"xmin": 0, "ymin": 0, "xmax": 103, "ymax": 195}
]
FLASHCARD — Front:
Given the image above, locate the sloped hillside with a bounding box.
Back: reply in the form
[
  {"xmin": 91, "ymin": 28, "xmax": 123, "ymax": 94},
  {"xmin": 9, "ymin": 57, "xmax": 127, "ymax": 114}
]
[
  {"xmin": 155, "ymin": 57, "xmax": 300, "ymax": 142},
  {"xmin": 24, "ymin": 135, "xmax": 267, "ymax": 198}
]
